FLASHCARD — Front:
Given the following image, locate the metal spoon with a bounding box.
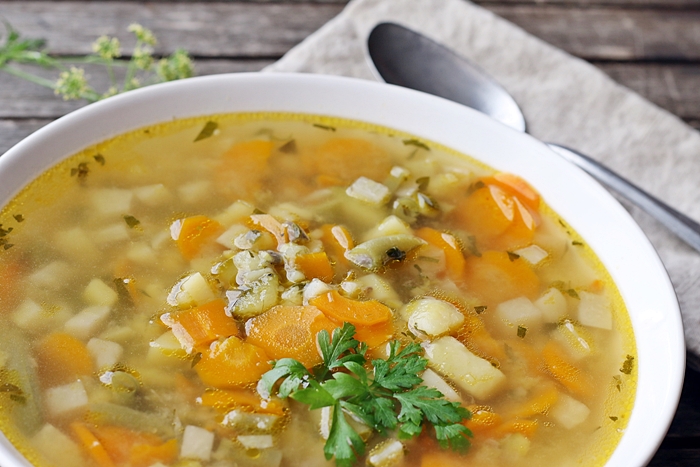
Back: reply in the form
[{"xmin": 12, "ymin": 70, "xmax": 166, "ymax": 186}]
[{"xmin": 368, "ymin": 22, "xmax": 700, "ymax": 254}]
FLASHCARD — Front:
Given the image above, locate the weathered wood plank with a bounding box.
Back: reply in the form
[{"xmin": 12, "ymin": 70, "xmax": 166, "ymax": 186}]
[
  {"xmin": 0, "ymin": 119, "xmax": 52, "ymax": 155},
  {"xmin": 3, "ymin": 2, "xmax": 700, "ymax": 61},
  {"xmin": 0, "ymin": 2, "xmax": 344, "ymax": 57}
]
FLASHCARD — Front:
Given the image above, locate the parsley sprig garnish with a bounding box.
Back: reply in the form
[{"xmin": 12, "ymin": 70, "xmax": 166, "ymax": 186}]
[{"xmin": 258, "ymin": 323, "xmax": 472, "ymax": 467}]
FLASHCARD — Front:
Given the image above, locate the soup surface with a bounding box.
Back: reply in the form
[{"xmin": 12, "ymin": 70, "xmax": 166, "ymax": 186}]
[{"xmin": 0, "ymin": 113, "xmax": 636, "ymax": 467}]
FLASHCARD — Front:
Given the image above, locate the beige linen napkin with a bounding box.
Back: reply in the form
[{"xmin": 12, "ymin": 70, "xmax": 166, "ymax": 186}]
[{"xmin": 264, "ymin": 0, "xmax": 700, "ymax": 369}]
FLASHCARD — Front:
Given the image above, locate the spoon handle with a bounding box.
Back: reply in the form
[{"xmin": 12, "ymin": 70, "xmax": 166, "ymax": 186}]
[{"xmin": 548, "ymin": 143, "xmax": 700, "ymax": 253}]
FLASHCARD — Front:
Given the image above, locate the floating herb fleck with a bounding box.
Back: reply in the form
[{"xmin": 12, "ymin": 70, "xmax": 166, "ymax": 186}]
[
  {"xmin": 313, "ymin": 123, "xmax": 336, "ymax": 132},
  {"xmin": 572, "ymin": 240, "xmax": 583, "ymax": 246},
  {"xmin": 0, "ymin": 383, "xmax": 23, "ymax": 394},
  {"xmin": 0, "ymin": 225, "xmax": 12, "ymax": 236},
  {"xmin": 466, "ymin": 235, "xmax": 481, "ymax": 257},
  {"xmin": 113, "ymin": 277, "xmax": 135, "ymax": 308},
  {"xmin": 123, "ymin": 215, "xmax": 141, "ymax": 229},
  {"xmin": 416, "ymin": 176, "xmax": 430, "ymax": 191},
  {"xmin": 613, "ymin": 375, "xmax": 622, "ymax": 391},
  {"xmin": 403, "ymin": 138, "xmax": 430, "ymax": 151},
  {"xmin": 566, "ymin": 289, "xmax": 580, "ymax": 299},
  {"xmin": 194, "ymin": 121, "xmax": 218, "ymax": 142},
  {"xmin": 507, "ymin": 251, "xmax": 520, "ymax": 262},
  {"xmin": 3, "ymin": 243, "xmax": 14, "ymax": 250},
  {"xmin": 517, "ymin": 325, "xmax": 527, "ymax": 338},
  {"xmin": 620, "ymin": 355, "xmax": 634, "ymax": 375},
  {"xmin": 466, "ymin": 180, "xmax": 486, "ymax": 196},
  {"xmin": 13, "ymin": 214, "xmax": 24, "ymax": 222},
  {"xmin": 278, "ymin": 139, "xmax": 297, "ymax": 154},
  {"xmin": 71, "ymin": 162, "xmax": 89, "ymax": 178},
  {"xmin": 609, "ymin": 416, "xmax": 618, "ymax": 422},
  {"xmin": 191, "ymin": 352, "xmax": 203, "ymax": 368},
  {"xmin": 94, "ymin": 153, "xmax": 106, "ymax": 165},
  {"xmin": 474, "ymin": 305, "xmax": 487, "ymax": 314}
]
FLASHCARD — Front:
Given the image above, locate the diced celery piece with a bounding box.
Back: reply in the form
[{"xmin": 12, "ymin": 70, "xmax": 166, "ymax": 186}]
[
  {"xmin": 423, "ymin": 336, "xmax": 506, "ymax": 401},
  {"xmin": 494, "ymin": 297, "xmax": 542, "ymax": 336}
]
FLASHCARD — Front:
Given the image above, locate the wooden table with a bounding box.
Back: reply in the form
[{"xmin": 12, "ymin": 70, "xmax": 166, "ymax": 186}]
[{"xmin": 1, "ymin": 1, "xmax": 699, "ymax": 465}]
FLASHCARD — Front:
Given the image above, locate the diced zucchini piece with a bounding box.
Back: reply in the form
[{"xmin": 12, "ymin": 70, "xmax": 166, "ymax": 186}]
[
  {"xmin": 423, "ymin": 336, "xmax": 506, "ymax": 401},
  {"xmin": 32, "ymin": 424, "xmax": 86, "ymax": 467},
  {"xmin": 94, "ymin": 222, "xmax": 130, "ymax": 244},
  {"xmin": 221, "ymin": 409, "xmax": 282, "ymax": 433},
  {"xmin": 45, "ymin": 380, "xmax": 88, "ymax": 417},
  {"xmin": 405, "ymin": 297, "xmax": 464, "ymax": 338},
  {"xmin": 534, "ymin": 288, "xmax": 568, "ymax": 323},
  {"xmin": 550, "ymin": 394, "xmax": 590, "ymax": 429},
  {"xmin": 237, "ymin": 434, "xmax": 274, "ymax": 450},
  {"xmin": 181, "ymin": 425, "xmax": 215, "ymax": 461},
  {"xmin": 87, "ymin": 338, "xmax": 124, "ymax": 369},
  {"xmin": 494, "ymin": 297, "xmax": 542, "ymax": 336},
  {"xmin": 64, "ymin": 305, "xmax": 111, "ymax": 340},
  {"xmin": 168, "ymin": 272, "xmax": 218, "ymax": 308},
  {"xmin": 178, "ymin": 180, "xmax": 212, "ymax": 205},
  {"xmin": 83, "ymin": 278, "xmax": 119, "ymax": 307},
  {"xmin": 354, "ymin": 273, "xmax": 403, "ymax": 310},
  {"xmin": 29, "ymin": 261, "xmax": 72, "ymax": 291},
  {"xmin": 367, "ymin": 439, "xmax": 405, "ymax": 467},
  {"xmin": 228, "ymin": 272, "xmax": 280, "ymax": 318},
  {"xmin": 134, "ymin": 183, "xmax": 172, "ymax": 206},
  {"xmin": 346, "ymin": 177, "xmax": 391, "ymax": 205},
  {"xmin": 362, "ymin": 215, "xmax": 412, "ymax": 241},
  {"xmin": 513, "ymin": 244, "xmax": 548, "ymax": 265},
  {"xmin": 577, "ymin": 291, "xmax": 613, "ymax": 330},
  {"xmin": 90, "ymin": 188, "xmax": 133, "ymax": 217},
  {"xmin": 345, "ymin": 234, "xmax": 426, "ymax": 270},
  {"xmin": 421, "ymin": 368, "xmax": 462, "ymax": 403}
]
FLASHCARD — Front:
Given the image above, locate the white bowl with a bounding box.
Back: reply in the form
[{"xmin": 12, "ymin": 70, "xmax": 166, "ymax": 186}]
[{"xmin": 0, "ymin": 73, "xmax": 685, "ymax": 467}]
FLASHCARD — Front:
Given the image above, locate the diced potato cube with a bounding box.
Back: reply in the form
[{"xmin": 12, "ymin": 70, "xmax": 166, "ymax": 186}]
[
  {"xmin": 534, "ymin": 288, "xmax": 568, "ymax": 323},
  {"xmin": 405, "ymin": 297, "xmax": 464, "ymax": 338},
  {"xmin": 90, "ymin": 188, "xmax": 133, "ymax": 217},
  {"xmin": 421, "ymin": 368, "xmax": 462, "ymax": 402},
  {"xmin": 180, "ymin": 425, "xmax": 215, "ymax": 461},
  {"xmin": 55, "ymin": 228, "xmax": 100, "ymax": 262},
  {"xmin": 95, "ymin": 223, "xmax": 130, "ymax": 244},
  {"xmin": 500, "ymin": 433, "xmax": 531, "ymax": 461},
  {"xmin": 148, "ymin": 330, "xmax": 189, "ymax": 362},
  {"xmin": 126, "ymin": 242, "xmax": 158, "ymax": 266},
  {"xmin": 216, "ymin": 224, "xmax": 250, "ymax": 249},
  {"xmin": 367, "ymin": 439, "xmax": 404, "ymax": 467},
  {"xmin": 513, "ymin": 244, "xmax": 548, "ymax": 265},
  {"xmin": 222, "ymin": 409, "xmax": 281, "ymax": 433},
  {"xmin": 32, "ymin": 424, "xmax": 85, "ymax": 467},
  {"xmin": 168, "ymin": 272, "xmax": 218, "ymax": 308},
  {"xmin": 87, "ymin": 338, "xmax": 124, "ymax": 369},
  {"xmin": 302, "ymin": 278, "xmax": 332, "ymax": 304},
  {"xmin": 354, "ymin": 273, "xmax": 403, "ymax": 310},
  {"xmin": 551, "ymin": 320, "xmax": 593, "ymax": 361},
  {"xmin": 45, "ymin": 380, "xmax": 88, "ymax": 417},
  {"xmin": 213, "ymin": 200, "xmax": 255, "ymax": 226},
  {"xmin": 64, "ymin": 305, "xmax": 111, "ymax": 340},
  {"xmin": 494, "ymin": 297, "xmax": 542, "ymax": 336},
  {"xmin": 550, "ymin": 394, "xmax": 590, "ymax": 429},
  {"xmin": 363, "ymin": 215, "xmax": 412, "ymax": 241},
  {"xmin": 11, "ymin": 299, "xmax": 44, "ymax": 331},
  {"xmin": 577, "ymin": 291, "xmax": 613, "ymax": 330},
  {"xmin": 237, "ymin": 434, "xmax": 274, "ymax": 450},
  {"xmin": 178, "ymin": 180, "xmax": 212, "ymax": 205},
  {"xmin": 83, "ymin": 278, "xmax": 118, "ymax": 307},
  {"xmin": 134, "ymin": 183, "xmax": 172, "ymax": 206},
  {"xmin": 29, "ymin": 261, "xmax": 72, "ymax": 291},
  {"xmin": 346, "ymin": 177, "xmax": 391, "ymax": 205},
  {"xmin": 423, "ymin": 336, "xmax": 506, "ymax": 400}
]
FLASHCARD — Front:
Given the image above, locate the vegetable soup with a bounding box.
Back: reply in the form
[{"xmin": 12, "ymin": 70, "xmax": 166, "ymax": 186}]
[{"xmin": 0, "ymin": 113, "xmax": 636, "ymax": 467}]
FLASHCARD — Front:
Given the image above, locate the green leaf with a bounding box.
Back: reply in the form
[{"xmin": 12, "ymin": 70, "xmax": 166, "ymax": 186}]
[
  {"xmin": 291, "ymin": 381, "xmax": 336, "ymax": 409},
  {"xmin": 324, "ymin": 402, "xmax": 365, "ymax": 467},
  {"xmin": 323, "ymin": 373, "xmax": 368, "ymax": 400},
  {"xmin": 194, "ymin": 121, "xmax": 218, "ymax": 142},
  {"xmin": 257, "ymin": 358, "xmax": 309, "ymax": 399},
  {"xmin": 434, "ymin": 423, "xmax": 472, "ymax": 451}
]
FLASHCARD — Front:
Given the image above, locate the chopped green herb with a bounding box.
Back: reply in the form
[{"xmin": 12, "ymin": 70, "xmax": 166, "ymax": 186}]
[
  {"xmin": 403, "ymin": 138, "xmax": 430, "ymax": 151},
  {"xmin": 259, "ymin": 323, "xmax": 472, "ymax": 467},
  {"xmin": 415, "ymin": 176, "xmax": 430, "ymax": 191},
  {"xmin": 9, "ymin": 394, "xmax": 26, "ymax": 404},
  {"xmin": 13, "ymin": 214, "xmax": 24, "ymax": 222},
  {"xmin": 613, "ymin": 375, "xmax": 622, "ymax": 391},
  {"xmin": 507, "ymin": 251, "xmax": 520, "ymax": 262},
  {"xmin": 113, "ymin": 277, "xmax": 135, "ymax": 308},
  {"xmin": 572, "ymin": 240, "xmax": 584, "ymax": 246},
  {"xmin": 417, "ymin": 255, "xmax": 440, "ymax": 264},
  {"xmin": 313, "ymin": 123, "xmax": 336, "ymax": 132},
  {"xmin": 191, "ymin": 352, "xmax": 203, "ymax": 368},
  {"xmin": 517, "ymin": 325, "xmax": 527, "ymax": 338},
  {"xmin": 0, "ymin": 383, "xmax": 23, "ymax": 394},
  {"xmin": 474, "ymin": 305, "xmax": 487, "ymax": 314},
  {"xmin": 558, "ymin": 219, "xmax": 567, "ymax": 228},
  {"xmin": 93, "ymin": 154, "xmax": 106, "ymax": 165},
  {"xmin": 566, "ymin": 289, "xmax": 580, "ymax": 299},
  {"xmin": 466, "ymin": 235, "xmax": 481, "ymax": 257},
  {"xmin": 609, "ymin": 416, "xmax": 618, "ymax": 422},
  {"xmin": 279, "ymin": 139, "xmax": 297, "ymax": 154},
  {"xmin": 466, "ymin": 180, "xmax": 485, "ymax": 196},
  {"xmin": 71, "ymin": 162, "xmax": 89, "ymax": 178},
  {"xmin": 123, "ymin": 215, "xmax": 141, "ymax": 229},
  {"xmin": 194, "ymin": 121, "xmax": 218, "ymax": 142},
  {"xmin": 3, "ymin": 243, "xmax": 14, "ymax": 250},
  {"xmin": 620, "ymin": 355, "xmax": 634, "ymax": 375},
  {"xmin": 0, "ymin": 225, "xmax": 12, "ymax": 237}
]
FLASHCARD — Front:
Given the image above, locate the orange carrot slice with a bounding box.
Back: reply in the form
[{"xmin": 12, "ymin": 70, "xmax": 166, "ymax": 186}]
[
  {"xmin": 463, "ymin": 250, "xmax": 540, "ymax": 305},
  {"xmin": 296, "ymin": 252, "xmax": 335, "ymax": 282},
  {"xmin": 246, "ymin": 305, "xmax": 339, "ymax": 368},
  {"xmin": 34, "ymin": 332, "xmax": 94, "ymax": 387},
  {"xmin": 161, "ymin": 299, "xmax": 238, "ymax": 352},
  {"xmin": 310, "ymin": 290, "xmax": 392, "ymax": 327},
  {"xmin": 71, "ymin": 422, "xmax": 116, "ymax": 467},
  {"xmin": 195, "ymin": 336, "xmax": 272, "ymax": 388},
  {"xmin": 171, "ymin": 215, "xmax": 223, "ymax": 260},
  {"xmin": 542, "ymin": 341, "xmax": 593, "ymax": 398},
  {"xmin": 199, "ymin": 388, "xmax": 286, "ymax": 416},
  {"xmin": 216, "ymin": 140, "xmax": 274, "ymax": 198},
  {"xmin": 415, "ymin": 227, "xmax": 466, "ymax": 280}
]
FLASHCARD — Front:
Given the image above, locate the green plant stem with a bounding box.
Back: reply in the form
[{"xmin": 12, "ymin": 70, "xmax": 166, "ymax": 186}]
[{"xmin": 0, "ymin": 64, "xmax": 56, "ymax": 89}]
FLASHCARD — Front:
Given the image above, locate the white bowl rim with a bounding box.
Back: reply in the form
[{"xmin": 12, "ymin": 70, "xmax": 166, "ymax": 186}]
[{"xmin": 0, "ymin": 72, "xmax": 685, "ymax": 467}]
